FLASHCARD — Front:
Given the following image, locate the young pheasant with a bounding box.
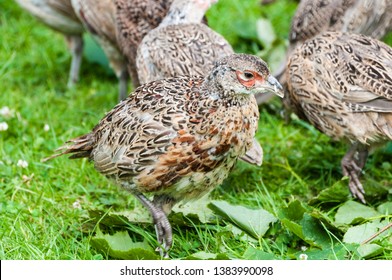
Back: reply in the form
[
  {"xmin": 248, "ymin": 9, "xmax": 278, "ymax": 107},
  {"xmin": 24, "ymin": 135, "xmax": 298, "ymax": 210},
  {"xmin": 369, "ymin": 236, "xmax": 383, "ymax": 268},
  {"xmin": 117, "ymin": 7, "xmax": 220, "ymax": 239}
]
[
  {"xmin": 45, "ymin": 53, "xmax": 283, "ymax": 255},
  {"xmin": 136, "ymin": 0, "xmax": 231, "ymax": 84},
  {"xmin": 136, "ymin": 0, "xmax": 263, "ymax": 166},
  {"xmin": 285, "ymin": 31, "xmax": 392, "ymax": 203},
  {"xmin": 290, "ymin": 0, "xmax": 392, "ymax": 50},
  {"xmin": 71, "ymin": 0, "xmax": 129, "ymax": 100},
  {"xmin": 15, "ymin": 0, "xmax": 84, "ymax": 88},
  {"xmin": 258, "ymin": 0, "xmax": 392, "ymax": 105},
  {"xmin": 114, "ymin": 0, "xmax": 174, "ymax": 88}
]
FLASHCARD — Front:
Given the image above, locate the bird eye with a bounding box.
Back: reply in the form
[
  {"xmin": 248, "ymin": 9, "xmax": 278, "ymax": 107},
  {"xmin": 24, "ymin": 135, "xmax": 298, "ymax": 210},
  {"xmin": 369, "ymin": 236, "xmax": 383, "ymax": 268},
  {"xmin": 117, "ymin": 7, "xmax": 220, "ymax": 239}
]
[{"xmin": 243, "ymin": 71, "xmax": 254, "ymax": 80}]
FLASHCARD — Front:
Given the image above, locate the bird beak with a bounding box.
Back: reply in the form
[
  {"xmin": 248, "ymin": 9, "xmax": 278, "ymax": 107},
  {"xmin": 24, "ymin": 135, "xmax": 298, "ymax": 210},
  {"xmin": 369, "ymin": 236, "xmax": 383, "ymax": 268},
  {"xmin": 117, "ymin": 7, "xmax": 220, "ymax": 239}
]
[
  {"xmin": 254, "ymin": 75, "xmax": 284, "ymax": 98},
  {"xmin": 265, "ymin": 75, "xmax": 284, "ymax": 98}
]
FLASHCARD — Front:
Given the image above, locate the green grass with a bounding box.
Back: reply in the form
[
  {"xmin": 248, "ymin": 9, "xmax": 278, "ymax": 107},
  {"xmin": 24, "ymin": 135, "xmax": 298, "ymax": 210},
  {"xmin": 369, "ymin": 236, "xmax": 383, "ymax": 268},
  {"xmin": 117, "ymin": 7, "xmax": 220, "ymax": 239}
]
[{"xmin": 1, "ymin": 0, "xmax": 391, "ymax": 260}]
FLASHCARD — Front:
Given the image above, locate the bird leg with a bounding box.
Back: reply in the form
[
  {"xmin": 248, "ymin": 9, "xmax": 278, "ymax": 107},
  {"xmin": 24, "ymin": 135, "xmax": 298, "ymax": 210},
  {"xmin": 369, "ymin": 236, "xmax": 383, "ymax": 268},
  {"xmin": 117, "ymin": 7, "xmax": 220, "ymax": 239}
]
[
  {"xmin": 65, "ymin": 34, "xmax": 84, "ymax": 88},
  {"xmin": 133, "ymin": 193, "xmax": 173, "ymax": 257},
  {"xmin": 341, "ymin": 142, "xmax": 369, "ymax": 204}
]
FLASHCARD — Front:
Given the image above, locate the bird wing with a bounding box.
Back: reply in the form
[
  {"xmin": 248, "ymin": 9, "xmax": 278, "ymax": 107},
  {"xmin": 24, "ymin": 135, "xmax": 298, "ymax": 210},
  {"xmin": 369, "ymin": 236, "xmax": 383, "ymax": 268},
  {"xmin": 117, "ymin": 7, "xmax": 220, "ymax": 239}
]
[
  {"xmin": 137, "ymin": 23, "xmax": 233, "ymax": 84},
  {"xmin": 289, "ymin": 0, "xmax": 354, "ymax": 45},
  {"xmin": 72, "ymin": 0, "xmax": 117, "ymax": 44},
  {"xmin": 322, "ymin": 33, "xmax": 392, "ymax": 112},
  {"xmin": 47, "ymin": 0, "xmax": 80, "ymax": 23}
]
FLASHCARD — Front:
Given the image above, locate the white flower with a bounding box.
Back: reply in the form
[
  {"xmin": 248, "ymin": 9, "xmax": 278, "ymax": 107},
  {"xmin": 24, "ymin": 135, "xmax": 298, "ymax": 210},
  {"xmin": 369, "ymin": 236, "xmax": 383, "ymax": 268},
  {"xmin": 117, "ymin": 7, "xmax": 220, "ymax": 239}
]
[
  {"xmin": 17, "ymin": 159, "xmax": 28, "ymax": 168},
  {"xmin": 0, "ymin": 106, "xmax": 12, "ymax": 118},
  {"xmin": 301, "ymin": 246, "xmax": 308, "ymax": 251},
  {"xmin": 72, "ymin": 201, "xmax": 82, "ymax": 209},
  {"xmin": 44, "ymin": 124, "xmax": 50, "ymax": 131},
  {"xmin": 0, "ymin": 122, "xmax": 8, "ymax": 131},
  {"xmin": 299, "ymin": 253, "xmax": 308, "ymax": 260}
]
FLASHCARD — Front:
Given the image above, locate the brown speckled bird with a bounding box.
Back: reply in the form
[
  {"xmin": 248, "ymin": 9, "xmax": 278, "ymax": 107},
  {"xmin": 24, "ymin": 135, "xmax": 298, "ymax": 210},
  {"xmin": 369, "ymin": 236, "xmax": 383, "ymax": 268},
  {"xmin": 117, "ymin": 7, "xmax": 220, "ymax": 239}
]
[
  {"xmin": 15, "ymin": 0, "xmax": 84, "ymax": 87},
  {"xmin": 71, "ymin": 0, "xmax": 129, "ymax": 100},
  {"xmin": 290, "ymin": 0, "xmax": 392, "ymax": 50},
  {"xmin": 258, "ymin": 0, "xmax": 392, "ymax": 105},
  {"xmin": 45, "ymin": 53, "xmax": 283, "ymax": 255},
  {"xmin": 114, "ymin": 0, "xmax": 174, "ymax": 88},
  {"xmin": 284, "ymin": 31, "xmax": 392, "ymax": 203},
  {"xmin": 136, "ymin": 0, "xmax": 263, "ymax": 166},
  {"xmin": 136, "ymin": 0, "xmax": 231, "ymax": 84}
]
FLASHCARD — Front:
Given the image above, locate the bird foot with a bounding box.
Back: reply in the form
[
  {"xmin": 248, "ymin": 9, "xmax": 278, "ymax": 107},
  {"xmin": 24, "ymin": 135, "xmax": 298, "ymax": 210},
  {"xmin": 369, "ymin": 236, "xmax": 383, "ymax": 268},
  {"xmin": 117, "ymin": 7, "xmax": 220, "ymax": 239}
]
[
  {"xmin": 152, "ymin": 212, "xmax": 172, "ymax": 258},
  {"xmin": 341, "ymin": 158, "xmax": 366, "ymax": 204}
]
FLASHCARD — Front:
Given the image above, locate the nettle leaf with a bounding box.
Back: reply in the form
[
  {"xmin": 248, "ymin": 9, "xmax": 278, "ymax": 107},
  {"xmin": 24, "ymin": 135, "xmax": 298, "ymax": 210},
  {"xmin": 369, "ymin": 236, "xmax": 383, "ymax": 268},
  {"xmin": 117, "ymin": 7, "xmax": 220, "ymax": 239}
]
[
  {"xmin": 343, "ymin": 220, "xmax": 389, "ymax": 244},
  {"xmin": 357, "ymin": 244, "xmax": 383, "ymax": 259},
  {"xmin": 208, "ymin": 200, "xmax": 277, "ymax": 239},
  {"xmin": 169, "ymin": 196, "xmax": 217, "ymax": 226},
  {"xmin": 278, "ymin": 200, "xmax": 306, "ymax": 222},
  {"xmin": 335, "ymin": 201, "xmax": 380, "ymax": 226},
  {"xmin": 281, "ymin": 219, "xmax": 305, "ymax": 241},
  {"xmin": 297, "ymin": 244, "xmax": 358, "ymax": 260},
  {"xmin": 185, "ymin": 251, "xmax": 231, "ymax": 260},
  {"xmin": 91, "ymin": 227, "xmax": 158, "ymax": 260},
  {"xmin": 242, "ymin": 247, "xmax": 278, "ymax": 260},
  {"xmin": 300, "ymin": 214, "xmax": 332, "ymax": 248},
  {"xmin": 309, "ymin": 208, "xmax": 344, "ymax": 234},
  {"xmin": 377, "ymin": 202, "xmax": 392, "ymax": 215},
  {"xmin": 309, "ymin": 180, "xmax": 350, "ymax": 205},
  {"xmin": 279, "ymin": 201, "xmax": 336, "ymax": 248},
  {"xmin": 88, "ymin": 208, "xmax": 151, "ymax": 227}
]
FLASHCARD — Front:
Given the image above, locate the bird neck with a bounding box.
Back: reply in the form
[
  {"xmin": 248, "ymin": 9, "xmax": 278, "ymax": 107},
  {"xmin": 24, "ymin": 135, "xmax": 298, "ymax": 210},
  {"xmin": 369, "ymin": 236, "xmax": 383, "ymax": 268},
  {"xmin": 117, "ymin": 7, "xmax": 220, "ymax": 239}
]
[
  {"xmin": 159, "ymin": 0, "xmax": 209, "ymax": 27},
  {"xmin": 202, "ymin": 76, "xmax": 253, "ymax": 107}
]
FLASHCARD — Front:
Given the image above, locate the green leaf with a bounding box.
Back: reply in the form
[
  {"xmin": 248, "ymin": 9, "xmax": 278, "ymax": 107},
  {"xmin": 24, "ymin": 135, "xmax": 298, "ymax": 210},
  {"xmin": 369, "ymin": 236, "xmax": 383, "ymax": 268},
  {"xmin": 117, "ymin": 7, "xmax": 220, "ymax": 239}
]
[
  {"xmin": 335, "ymin": 201, "xmax": 380, "ymax": 225},
  {"xmin": 256, "ymin": 18, "xmax": 276, "ymax": 49},
  {"xmin": 357, "ymin": 244, "xmax": 383, "ymax": 259},
  {"xmin": 243, "ymin": 247, "xmax": 278, "ymax": 260},
  {"xmin": 281, "ymin": 219, "xmax": 306, "ymax": 241},
  {"xmin": 309, "ymin": 180, "xmax": 350, "ymax": 205},
  {"xmin": 208, "ymin": 200, "xmax": 277, "ymax": 239},
  {"xmin": 377, "ymin": 202, "xmax": 392, "ymax": 215},
  {"xmin": 91, "ymin": 227, "xmax": 158, "ymax": 260},
  {"xmin": 278, "ymin": 200, "xmax": 306, "ymax": 222},
  {"xmin": 343, "ymin": 220, "xmax": 387, "ymax": 244},
  {"xmin": 185, "ymin": 251, "xmax": 231, "ymax": 260},
  {"xmin": 169, "ymin": 196, "xmax": 218, "ymax": 226},
  {"xmin": 300, "ymin": 214, "xmax": 332, "ymax": 248},
  {"xmin": 296, "ymin": 244, "xmax": 357, "ymax": 260}
]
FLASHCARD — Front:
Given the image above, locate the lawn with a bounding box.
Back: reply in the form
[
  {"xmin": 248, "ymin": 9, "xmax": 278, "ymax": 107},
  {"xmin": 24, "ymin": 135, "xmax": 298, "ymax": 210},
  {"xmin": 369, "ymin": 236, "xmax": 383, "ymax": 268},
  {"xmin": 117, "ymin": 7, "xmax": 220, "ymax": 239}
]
[{"xmin": 1, "ymin": 0, "xmax": 391, "ymax": 260}]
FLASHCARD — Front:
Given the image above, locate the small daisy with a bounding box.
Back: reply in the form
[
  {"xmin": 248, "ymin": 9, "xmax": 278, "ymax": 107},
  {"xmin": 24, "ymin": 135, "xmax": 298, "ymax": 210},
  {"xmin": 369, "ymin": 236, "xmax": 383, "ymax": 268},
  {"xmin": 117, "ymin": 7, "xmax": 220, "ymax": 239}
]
[
  {"xmin": 72, "ymin": 200, "xmax": 82, "ymax": 209},
  {"xmin": 17, "ymin": 159, "xmax": 28, "ymax": 168},
  {"xmin": 0, "ymin": 106, "xmax": 12, "ymax": 118},
  {"xmin": 44, "ymin": 124, "xmax": 50, "ymax": 132},
  {"xmin": 299, "ymin": 253, "xmax": 308, "ymax": 260},
  {"xmin": 0, "ymin": 122, "xmax": 8, "ymax": 131}
]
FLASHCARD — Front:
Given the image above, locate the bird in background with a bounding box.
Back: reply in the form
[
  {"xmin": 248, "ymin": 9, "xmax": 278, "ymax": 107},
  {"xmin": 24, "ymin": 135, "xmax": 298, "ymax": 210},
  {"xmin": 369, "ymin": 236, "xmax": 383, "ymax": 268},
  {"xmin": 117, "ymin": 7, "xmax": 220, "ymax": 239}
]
[
  {"xmin": 284, "ymin": 31, "xmax": 392, "ymax": 203},
  {"xmin": 114, "ymin": 0, "xmax": 174, "ymax": 88},
  {"xmin": 136, "ymin": 0, "xmax": 264, "ymax": 166},
  {"xmin": 44, "ymin": 53, "xmax": 283, "ymax": 256},
  {"xmin": 15, "ymin": 0, "xmax": 84, "ymax": 88},
  {"xmin": 256, "ymin": 0, "xmax": 392, "ymax": 105},
  {"xmin": 71, "ymin": 0, "xmax": 129, "ymax": 101}
]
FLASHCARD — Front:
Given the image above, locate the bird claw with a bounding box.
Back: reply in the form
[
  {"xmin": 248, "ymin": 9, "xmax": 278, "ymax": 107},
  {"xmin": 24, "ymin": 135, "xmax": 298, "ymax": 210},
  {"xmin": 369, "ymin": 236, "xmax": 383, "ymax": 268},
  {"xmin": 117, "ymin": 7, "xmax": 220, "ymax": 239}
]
[
  {"xmin": 342, "ymin": 159, "xmax": 366, "ymax": 204},
  {"xmin": 153, "ymin": 213, "xmax": 172, "ymax": 258}
]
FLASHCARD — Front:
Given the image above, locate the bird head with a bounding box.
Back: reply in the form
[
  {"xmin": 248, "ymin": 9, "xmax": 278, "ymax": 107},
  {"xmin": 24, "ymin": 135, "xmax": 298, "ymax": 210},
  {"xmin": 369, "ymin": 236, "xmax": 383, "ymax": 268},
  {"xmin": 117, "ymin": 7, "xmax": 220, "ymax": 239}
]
[{"xmin": 207, "ymin": 54, "xmax": 284, "ymax": 100}]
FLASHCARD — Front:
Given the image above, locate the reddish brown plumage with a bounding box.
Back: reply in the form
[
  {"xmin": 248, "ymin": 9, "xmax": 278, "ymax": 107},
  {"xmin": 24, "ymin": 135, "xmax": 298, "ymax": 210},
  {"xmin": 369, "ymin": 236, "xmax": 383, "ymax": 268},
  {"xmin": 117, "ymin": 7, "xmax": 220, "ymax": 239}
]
[{"xmin": 45, "ymin": 53, "xmax": 283, "ymax": 255}]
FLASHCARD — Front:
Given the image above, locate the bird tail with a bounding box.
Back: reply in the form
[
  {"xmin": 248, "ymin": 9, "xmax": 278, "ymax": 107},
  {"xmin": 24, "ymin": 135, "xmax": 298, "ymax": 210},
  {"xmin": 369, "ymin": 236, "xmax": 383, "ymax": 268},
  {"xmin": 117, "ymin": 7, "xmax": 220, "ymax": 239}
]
[{"xmin": 42, "ymin": 133, "xmax": 95, "ymax": 162}]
